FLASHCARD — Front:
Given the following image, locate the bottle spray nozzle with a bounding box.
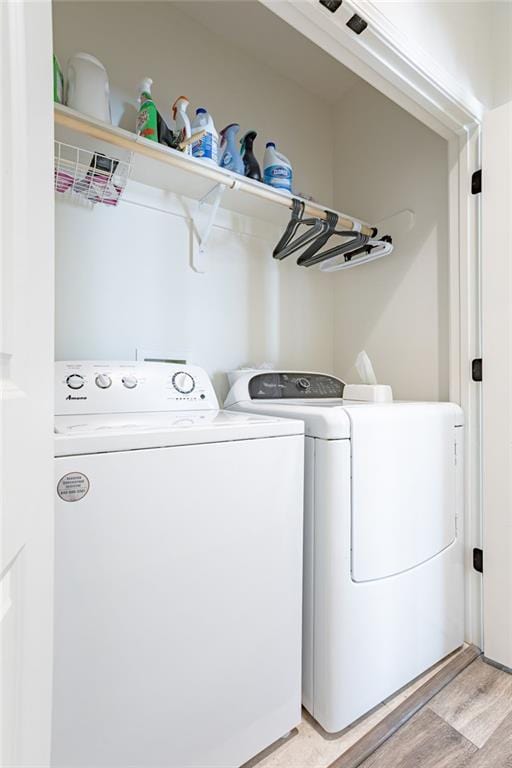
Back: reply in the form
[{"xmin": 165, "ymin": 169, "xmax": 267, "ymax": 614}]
[
  {"xmin": 138, "ymin": 77, "xmax": 153, "ymax": 103},
  {"xmin": 172, "ymin": 95, "xmax": 190, "ymax": 120}
]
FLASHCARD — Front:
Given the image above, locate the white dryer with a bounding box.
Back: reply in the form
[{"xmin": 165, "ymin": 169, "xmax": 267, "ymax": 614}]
[
  {"xmin": 225, "ymin": 371, "xmax": 465, "ymax": 734},
  {"xmin": 52, "ymin": 361, "xmax": 304, "ymax": 768}
]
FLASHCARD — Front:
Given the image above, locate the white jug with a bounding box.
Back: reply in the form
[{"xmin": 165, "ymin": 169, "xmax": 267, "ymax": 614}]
[{"xmin": 66, "ymin": 53, "xmax": 111, "ymax": 123}]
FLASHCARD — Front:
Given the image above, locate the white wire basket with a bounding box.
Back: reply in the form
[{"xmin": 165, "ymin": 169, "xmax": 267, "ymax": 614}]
[{"xmin": 54, "ymin": 141, "xmax": 132, "ymax": 207}]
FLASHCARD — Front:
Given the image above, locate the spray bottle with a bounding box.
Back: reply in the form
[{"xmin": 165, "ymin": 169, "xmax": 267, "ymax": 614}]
[
  {"xmin": 136, "ymin": 78, "xmax": 159, "ymax": 142},
  {"xmin": 172, "ymin": 96, "xmax": 192, "ymax": 155},
  {"xmin": 240, "ymin": 130, "xmax": 262, "ymax": 181},
  {"xmin": 218, "ymin": 123, "xmax": 245, "ymax": 174}
]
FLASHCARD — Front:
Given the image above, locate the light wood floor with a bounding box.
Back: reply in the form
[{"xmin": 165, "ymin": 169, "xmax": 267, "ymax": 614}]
[
  {"xmin": 361, "ymin": 658, "xmax": 512, "ymax": 767},
  {"xmin": 246, "ymin": 655, "xmax": 512, "ymax": 768}
]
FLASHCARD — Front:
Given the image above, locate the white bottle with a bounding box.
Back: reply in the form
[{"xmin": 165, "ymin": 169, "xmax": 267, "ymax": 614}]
[
  {"xmin": 66, "ymin": 52, "xmax": 111, "ymax": 123},
  {"xmin": 263, "ymin": 142, "xmax": 293, "ymax": 192},
  {"xmin": 172, "ymin": 96, "xmax": 192, "ymax": 155},
  {"xmin": 191, "ymin": 107, "xmax": 218, "ymax": 164}
]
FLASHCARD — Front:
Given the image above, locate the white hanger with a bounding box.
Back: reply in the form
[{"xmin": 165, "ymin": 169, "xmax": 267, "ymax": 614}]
[{"xmin": 319, "ymin": 238, "xmax": 393, "ymax": 272}]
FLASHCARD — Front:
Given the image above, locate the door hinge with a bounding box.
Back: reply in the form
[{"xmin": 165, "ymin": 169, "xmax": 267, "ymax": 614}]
[
  {"xmin": 346, "ymin": 13, "xmax": 368, "ymax": 34},
  {"xmin": 471, "ymin": 170, "xmax": 482, "ymax": 195},
  {"xmin": 473, "ymin": 548, "xmax": 483, "ymax": 573},
  {"xmin": 472, "ymin": 358, "xmax": 482, "ymax": 382},
  {"xmin": 319, "ymin": 0, "xmax": 343, "ymax": 11}
]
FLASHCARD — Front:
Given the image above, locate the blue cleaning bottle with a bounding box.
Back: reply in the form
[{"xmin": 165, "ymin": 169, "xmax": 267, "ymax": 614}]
[
  {"xmin": 191, "ymin": 107, "xmax": 219, "ymax": 164},
  {"xmin": 218, "ymin": 123, "xmax": 245, "ymax": 175},
  {"xmin": 263, "ymin": 141, "xmax": 293, "ymax": 192}
]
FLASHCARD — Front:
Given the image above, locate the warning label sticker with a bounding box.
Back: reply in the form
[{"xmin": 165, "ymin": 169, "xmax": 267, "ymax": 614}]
[{"xmin": 57, "ymin": 472, "xmax": 90, "ymax": 502}]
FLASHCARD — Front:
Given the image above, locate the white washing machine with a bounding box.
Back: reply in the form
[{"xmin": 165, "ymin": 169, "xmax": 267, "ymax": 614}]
[
  {"xmin": 225, "ymin": 371, "xmax": 465, "ymax": 734},
  {"xmin": 52, "ymin": 361, "xmax": 304, "ymax": 768}
]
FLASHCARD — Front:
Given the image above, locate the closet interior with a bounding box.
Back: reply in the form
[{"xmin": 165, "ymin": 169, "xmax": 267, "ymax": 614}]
[{"xmin": 53, "ymin": 0, "xmax": 449, "ymax": 403}]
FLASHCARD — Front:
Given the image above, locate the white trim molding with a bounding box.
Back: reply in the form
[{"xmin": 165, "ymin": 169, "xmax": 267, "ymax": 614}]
[{"xmin": 261, "ymin": 0, "xmax": 484, "ymax": 137}]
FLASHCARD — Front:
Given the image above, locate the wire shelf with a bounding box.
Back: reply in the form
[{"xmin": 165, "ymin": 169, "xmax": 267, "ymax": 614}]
[{"xmin": 54, "ymin": 141, "xmax": 132, "ymax": 207}]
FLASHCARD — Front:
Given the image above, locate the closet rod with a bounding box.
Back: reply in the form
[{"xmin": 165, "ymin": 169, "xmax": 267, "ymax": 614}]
[{"xmin": 55, "ymin": 106, "xmax": 373, "ymax": 237}]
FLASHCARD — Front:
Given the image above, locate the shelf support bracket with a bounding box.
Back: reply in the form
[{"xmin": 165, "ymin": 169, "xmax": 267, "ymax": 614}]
[
  {"xmin": 376, "ymin": 209, "xmax": 415, "ymax": 238},
  {"xmin": 190, "ymin": 183, "xmax": 227, "ymax": 273}
]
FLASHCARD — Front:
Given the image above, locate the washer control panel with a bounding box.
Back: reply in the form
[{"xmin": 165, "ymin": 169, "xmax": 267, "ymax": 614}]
[
  {"xmin": 248, "ymin": 372, "xmax": 344, "ymax": 399},
  {"xmin": 56, "ymin": 361, "xmax": 219, "ymax": 415}
]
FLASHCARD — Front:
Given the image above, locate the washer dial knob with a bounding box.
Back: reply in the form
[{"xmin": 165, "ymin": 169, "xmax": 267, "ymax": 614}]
[
  {"xmin": 122, "ymin": 374, "xmax": 138, "ymax": 389},
  {"xmin": 95, "ymin": 374, "xmax": 112, "ymax": 389},
  {"xmin": 173, "ymin": 372, "xmax": 195, "ymax": 394},
  {"xmin": 66, "ymin": 374, "xmax": 85, "ymax": 390},
  {"xmin": 296, "ymin": 377, "xmax": 311, "ymax": 391}
]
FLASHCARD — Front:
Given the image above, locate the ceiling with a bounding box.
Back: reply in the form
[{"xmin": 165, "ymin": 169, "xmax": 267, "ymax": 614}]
[{"xmin": 175, "ymin": 0, "xmax": 362, "ymax": 105}]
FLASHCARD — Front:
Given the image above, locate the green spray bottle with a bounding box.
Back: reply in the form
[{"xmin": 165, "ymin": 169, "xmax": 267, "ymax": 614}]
[{"xmin": 136, "ymin": 77, "xmax": 158, "ymax": 142}]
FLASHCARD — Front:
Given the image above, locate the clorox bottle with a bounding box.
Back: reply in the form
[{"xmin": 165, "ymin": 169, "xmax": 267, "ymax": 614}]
[
  {"xmin": 263, "ymin": 142, "xmax": 293, "ymax": 192},
  {"xmin": 191, "ymin": 107, "xmax": 218, "ymax": 164}
]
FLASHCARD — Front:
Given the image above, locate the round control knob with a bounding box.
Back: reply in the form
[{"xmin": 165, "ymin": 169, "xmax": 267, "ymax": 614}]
[
  {"xmin": 66, "ymin": 374, "xmax": 84, "ymax": 390},
  {"xmin": 122, "ymin": 374, "xmax": 138, "ymax": 389},
  {"xmin": 296, "ymin": 377, "xmax": 311, "ymax": 391},
  {"xmin": 172, "ymin": 372, "xmax": 195, "ymax": 394},
  {"xmin": 95, "ymin": 374, "xmax": 112, "ymax": 389}
]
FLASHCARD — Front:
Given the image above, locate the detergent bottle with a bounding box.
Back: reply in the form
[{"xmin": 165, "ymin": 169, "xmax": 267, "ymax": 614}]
[
  {"xmin": 218, "ymin": 123, "xmax": 245, "ymax": 174},
  {"xmin": 263, "ymin": 142, "xmax": 293, "ymax": 192},
  {"xmin": 240, "ymin": 130, "xmax": 262, "ymax": 181},
  {"xmin": 191, "ymin": 107, "xmax": 218, "ymax": 164},
  {"xmin": 172, "ymin": 96, "xmax": 192, "ymax": 155},
  {"xmin": 136, "ymin": 78, "xmax": 158, "ymax": 142}
]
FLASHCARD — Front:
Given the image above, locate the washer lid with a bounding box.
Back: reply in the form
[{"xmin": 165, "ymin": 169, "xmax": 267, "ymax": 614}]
[{"xmin": 54, "ymin": 409, "xmax": 304, "ymax": 456}]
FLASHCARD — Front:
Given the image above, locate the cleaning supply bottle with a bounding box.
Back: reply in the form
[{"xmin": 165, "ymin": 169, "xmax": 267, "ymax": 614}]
[
  {"xmin": 240, "ymin": 130, "xmax": 262, "ymax": 181},
  {"xmin": 136, "ymin": 78, "xmax": 158, "ymax": 142},
  {"xmin": 218, "ymin": 123, "xmax": 245, "ymax": 174},
  {"xmin": 53, "ymin": 54, "xmax": 64, "ymax": 103},
  {"xmin": 191, "ymin": 107, "xmax": 218, "ymax": 164},
  {"xmin": 263, "ymin": 142, "xmax": 293, "ymax": 192},
  {"xmin": 172, "ymin": 96, "xmax": 192, "ymax": 155}
]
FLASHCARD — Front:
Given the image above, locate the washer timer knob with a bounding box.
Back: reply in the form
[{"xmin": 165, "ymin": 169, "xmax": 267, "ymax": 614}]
[
  {"xmin": 66, "ymin": 374, "xmax": 84, "ymax": 390},
  {"xmin": 122, "ymin": 374, "xmax": 138, "ymax": 389},
  {"xmin": 173, "ymin": 372, "xmax": 195, "ymax": 394},
  {"xmin": 95, "ymin": 374, "xmax": 112, "ymax": 389},
  {"xmin": 297, "ymin": 377, "xmax": 311, "ymax": 391}
]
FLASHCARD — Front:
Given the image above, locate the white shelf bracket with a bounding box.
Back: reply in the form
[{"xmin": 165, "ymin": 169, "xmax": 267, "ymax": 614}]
[
  {"xmin": 376, "ymin": 209, "xmax": 415, "ymax": 238},
  {"xmin": 190, "ymin": 182, "xmax": 227, "ymax": 273}
]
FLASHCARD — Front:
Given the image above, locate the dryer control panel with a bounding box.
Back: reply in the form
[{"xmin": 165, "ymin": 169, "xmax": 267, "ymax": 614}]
[
  {"xmin": 248, "ymin": 372, "xmax": 344, "ymax": 399},
  {"xmin": 55, "ymin": 361, "xmax": 219, "ymax": 415}
]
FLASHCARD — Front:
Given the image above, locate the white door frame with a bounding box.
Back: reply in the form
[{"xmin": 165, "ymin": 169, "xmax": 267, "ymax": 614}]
[
  {"xmin": 1, "ymin": 1, "xmax": 55, "ymax": 765},
  {"xmin": 481, "ymin": 101, "xmax": 512, "ymax": 670},
  {"xmin": 261, "ymin": 0, "xmax": 484, "ymax": 646}
]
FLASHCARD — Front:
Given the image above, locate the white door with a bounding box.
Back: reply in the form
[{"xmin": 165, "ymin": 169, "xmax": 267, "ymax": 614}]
[
  {"xmin": 1, "ymin": 2, "xmax": 54, "ymax": 765},
  {"xmin": 482, "ymin": 100, "xmax": 512, "ymax": 669}
]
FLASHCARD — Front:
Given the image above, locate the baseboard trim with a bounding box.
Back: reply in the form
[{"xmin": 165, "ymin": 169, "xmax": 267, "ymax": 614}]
[
  {"xmin": 483, "ymin": 655, "xmax": 512, "ymax": 675},
  {"xmin": 326, "ymin": 645, "xmax": 481, "ymax": 768}
]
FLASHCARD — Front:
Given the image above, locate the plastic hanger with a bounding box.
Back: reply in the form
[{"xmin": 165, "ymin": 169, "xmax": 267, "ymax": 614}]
[
  {"xmin": 273, "ymin": 199, "xmax": 328, "ymax": 261},
  {"xmin": 319, "ymin": 236, "xmax": 393, "ymax": 272},
  {"xmin": 297, "ymin": 211, "xmax": 373, "ymax": 267}
]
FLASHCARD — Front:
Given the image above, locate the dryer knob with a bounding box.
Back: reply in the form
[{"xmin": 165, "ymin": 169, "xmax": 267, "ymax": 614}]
[
  {"xmin": 296, "ymin": 377, "xmax": 311, "ymax": 391},
  {"xmin": 95, "ymin": 374, "xmax": 112, "ymax": 389},
  {"xmin": 66, "ymin": 374, "xmax": 84, "ymax": 390},
  {"xmin": 122, "ymin": 375, "xmax": 138, "ymax": 389}
]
